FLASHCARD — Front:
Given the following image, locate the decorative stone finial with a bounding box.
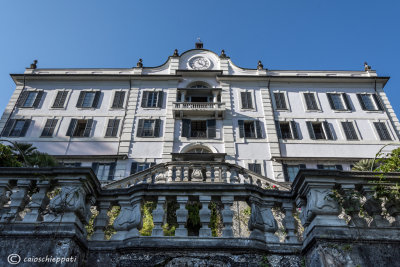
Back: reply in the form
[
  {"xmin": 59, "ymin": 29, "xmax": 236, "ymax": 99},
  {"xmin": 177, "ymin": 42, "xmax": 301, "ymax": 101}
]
[
  {"xmin": 364, "ymin": 62, "xmax": 371, "ymax": 71},
  {"xmin": 195, "ymin": 37, "xmax": 203, "ymax": 49},
  {"xmin": 220, "ymin": 50, "xmax": 227, "ymax": 58},
  {"xmin": 257, "ymin": 60, "xmax": 263, "ymax": 70},
  {"xmin": 30, "ymin": 60, "xmax": 38, "ymax": 69},
  {"xmin": 173, "ymin": 49, "xmax": 179, "ymax": 57},
  {"xmin": 136, "ymin": 58, "xmax": 143, "ymax": 68}
]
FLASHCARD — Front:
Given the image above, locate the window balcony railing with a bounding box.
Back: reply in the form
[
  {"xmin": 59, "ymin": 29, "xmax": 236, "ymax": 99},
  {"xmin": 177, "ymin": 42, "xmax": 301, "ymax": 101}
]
[{"xmin": 173, "ymin": 102, "xmax": 225, "ymax": 118}]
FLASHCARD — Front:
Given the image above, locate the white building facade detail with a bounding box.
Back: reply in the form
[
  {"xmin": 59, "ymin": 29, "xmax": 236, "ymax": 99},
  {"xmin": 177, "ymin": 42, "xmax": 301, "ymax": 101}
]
[{"xmin": 1, "ymin": 42, "xmax": 399, "ymax": 184}]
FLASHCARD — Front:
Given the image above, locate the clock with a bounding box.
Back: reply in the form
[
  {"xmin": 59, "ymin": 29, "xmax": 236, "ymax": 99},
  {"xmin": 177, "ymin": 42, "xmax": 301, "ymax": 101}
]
[{"xmin": 189, "ymin": 56, "xmax": 211, "ymax": 70}]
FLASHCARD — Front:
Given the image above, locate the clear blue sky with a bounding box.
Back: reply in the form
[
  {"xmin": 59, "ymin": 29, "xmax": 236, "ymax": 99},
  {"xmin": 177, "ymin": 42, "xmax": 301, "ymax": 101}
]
[{"xmin": 0, "ymin": 0, "xmax": 399, "ymax": 116}]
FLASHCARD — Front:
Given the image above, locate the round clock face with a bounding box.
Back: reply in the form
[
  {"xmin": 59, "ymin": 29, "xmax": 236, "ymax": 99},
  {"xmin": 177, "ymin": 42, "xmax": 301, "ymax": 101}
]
[{"xmin": 189, "ymin": 56, "xmax": 211, "ymax": 70}]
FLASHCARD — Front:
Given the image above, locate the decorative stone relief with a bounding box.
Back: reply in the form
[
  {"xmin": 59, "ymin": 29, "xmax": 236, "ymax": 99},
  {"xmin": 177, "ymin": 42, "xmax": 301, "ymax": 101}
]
[{"xmin": 112, "ymin": 198, "xmax": 142, "ymax": 240}]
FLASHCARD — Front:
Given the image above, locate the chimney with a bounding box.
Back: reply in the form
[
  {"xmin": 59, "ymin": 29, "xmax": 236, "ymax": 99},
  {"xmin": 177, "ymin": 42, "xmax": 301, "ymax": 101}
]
[{"xmin": 195, "ymin": 38, "xmax": 203, "ymax": 49}]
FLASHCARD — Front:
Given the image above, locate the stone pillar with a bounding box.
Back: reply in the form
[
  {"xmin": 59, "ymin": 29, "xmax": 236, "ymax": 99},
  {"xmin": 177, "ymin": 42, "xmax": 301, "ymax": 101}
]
[
  {"xmin": 175, "ymin": 166, "xmax": 182, "ymax": 182},
  {"xmin": 205, "ymin": 165, "xmax": 212, "ymax": 182},
  {"xmin": 281, "ymin": 202, "xmax": 298, "ymax": 243},
  {"xmin": 183, "ymin": 166, "xmax": 189, "ymax": 182},
  {"xmin": 230, "ymin": 168, "xmax": 238, "ymax": 184},
  {"xmin": 214, "ymin": 166, "xmax": 221, "ymax": 182},
  {"xmin": 221, "ymin": 166, "xmax": 228, "ymax": 183},
  {"xmin": 248, "ymin": 196, "xmax": 265, "ymax": 241},
  {"xmin": 4, "ymin": 180, "xmax": 32, "ymax": 222},
  {"xmin": 167, "ymin": 166, "xmax": 173, "ymax": 182},
  {"xmin": 221, "ymin": 196, "xmax": 234, "ymax": 237},
  {"xmin": 180, "ymin": 90, "xmax": 186, "ymax": 102},
  {"xmin": 23, "ymin": 180, "xmax": 50, "ymax": 222},
  {"xmin": 199, "ymin": 196, "xmax": 212, "ymax": 237},
  {"xmin": 175, "ymin": 196, "xmax": 188, "ymax": 237},
  {"xmin": 91, "ymin": 201, "xmax": 111, "ymax": 241},
  {"xmin": 151, "ymin": 196, "xmax": 166, "ymax": 236}
]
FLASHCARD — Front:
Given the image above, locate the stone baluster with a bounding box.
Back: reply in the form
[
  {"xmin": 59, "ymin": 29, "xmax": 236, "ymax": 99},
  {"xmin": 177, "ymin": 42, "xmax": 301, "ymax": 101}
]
[
  {"xmin": 221, "ymin": 166, "xmax": 228, "ymax": 183},
  {"xmin": 111, "ymin": 196, "xmax": 142, "ymax": 240},
  {"xmin": 248, "ymin": 196, "xmax": 265, "ymax": 241},
  {"xmin": 221, "ymin": 196, "xmax": 234, "ymax": 237},
  {"xmin": 341, "ymin": 184, "xmax": 367, "ymax": 227},
  {"xmin": 167, "ymin": 166, "xmax": 173, "ymax": 182},
  {"xmin": 23, "ymin": 180, "xmax": 51, "ymax": 222},
  {"xmin": 199, "ymin": 196, "xmax": 212, "ymax": 237},
  {"xmin": 361, "ymin": 185, "xmax": 390, "ymax": 227},
  {"xmin": 91, "ymin": 201, "xmax": 111, "ymax": 241},
  {"xmin": 214, "ymin": 166, "xmax": 221, "ymax": 182},
  {"xmin": 155, "ymin": 168, "xmax": 167, "ymax": 184},
  {"xmin": 230, "ymin": 168, "xmax": 238, "ymax": 184},
  {"xmin": 281, "ymin": 202, "xmax": 298, "ymax": 243},
  {"xmin": 262, "ymin": 201, "xmax": 279, "ymax": 242},
  {"xmin": 152, "ymin": 196, "xmax": 166, "ymax": 236},
  {"xmin": 183, "ymin": 166, "xmax": 189, "ymax": 182},
  {"xmin": 205, "ymin": 165, "xmax": 212, "ymax": 182},
  {"xmin": 145, "ymin": 173, "xmax": 152, "ymax": 184},
  {"xmin": 175, "ymin": 196, "xmax": 188, "ymax": 237},
  {"xmin": 175, "ymin": 166, "xmax": 182, "ymax": 182},
  {"xmin": 4, "ymin": 180, "xmax": 32, "ymax": 222}
]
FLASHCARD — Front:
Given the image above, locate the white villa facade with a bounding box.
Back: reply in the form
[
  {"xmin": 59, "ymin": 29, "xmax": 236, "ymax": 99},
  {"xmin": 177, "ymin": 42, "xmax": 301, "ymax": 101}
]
[{"xmin": 1, "ymin": 42, "xmax": 399, "ymax": 184}]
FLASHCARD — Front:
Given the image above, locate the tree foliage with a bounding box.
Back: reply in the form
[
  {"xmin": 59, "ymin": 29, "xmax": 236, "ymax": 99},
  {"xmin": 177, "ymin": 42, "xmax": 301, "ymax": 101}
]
[
  {"xmin": 0, "ymin": 144, "xmax": 22, "ymax": 167},
  {"xmin": 0, "ymin": 142, "xmax": 58, "ymax": 167}
]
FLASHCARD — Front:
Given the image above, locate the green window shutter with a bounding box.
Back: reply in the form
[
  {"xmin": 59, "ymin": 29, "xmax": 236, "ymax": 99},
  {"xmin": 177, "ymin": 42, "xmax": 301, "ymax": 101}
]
[
  {"xmin": 141, "ymin": 91, "xmax": 148, "ymax": 107},
  {"xmin": 255, "ymin": 120, "xmax": 263, "ymax": 139},
  {"xmin": 306, "ymin": 121, "xmax": 315, "ymax": 140},
  {"xmin": 66, "ymin": 119, "xmax": 78, "ymax": 136},
  {"xmin": 182, "ymin": 119, "xmax": 191, "ymax": 137},
  {"xmin": 130, "ymin": 162, "xmax": 138, "ymax": 175},
  {"xmin": 108, "ymin": 162, "xmax": 116, "ymax": 181},
  {"xmin": 275, "ymin": 121, "xmax": 282, "ymax": 139},
  {"xmin": 342, "ymin": 93, "xmax": 352, "ymax": 111},
  {"xmin": 323, "ymin": 121, "xmax": 334, "ymax": 140},
  {"xmin": 357, "ymin": 94, "xmax": 366, "ymax": 110},
  {"xmin": 327, "ymin": 93, "xmax": 335, "ymax": 110},
  {"xmin": 238, "ymin": 120, "xmax": 245, "ymax": 138},
  {"xmin": 207, "ymin": 119, "xmax": 216, "ymax": 138},
  {"xmin": 137, "ymin": 119, "xmax": 145, "ymax": 137},
  {"xmin": 91, "ymin": 162, "xmax": 99, "ymax": 174},
  {"xmin": 76, "ymin": 91, "xmax": 85, "ymax": 107},
  {"xmin": 20, "ymin": 119, "xmax": 31, "ymax": 137},
  {"xmin": 1, "ymin": 119, "xmax": 15, "ymax": 137},
  {"xmin": 33, "ymin": 91, "xmax": 44, "ymax": 108},
  {"xmin": 241, "ymin": 92, "xmax": 248, "ymax": 108},
  {"xmin": 373, "ymin": 94, "xmax": 384, "ymax": 111},
  {"xmin": 83, "ymin": 119, "xmax": 94, "ymax": 137},
  {"xmin": 282, "ymin": 164, "xmax": 289, "ymax": 182},
  {"xmin": 17, "ymin": 91, "xmax": 29, "ymax": 107},
  {"xmin": 154, "ymin": 119, "xmax": 161, "ymax": 137},
  {"xmin": 291, "ymin": 121, "xmax": 299, "ymax": 139},
  {"xmin": 112, "ymin": 119, "xmax": 120, "ymax": 137},
  {"xmin": 157, "ymin": 92, "xmax": 164, "ymax": 108},
  {"xmin": 92, "ymin": 91, "xmax": 101, "ymax": 108}
]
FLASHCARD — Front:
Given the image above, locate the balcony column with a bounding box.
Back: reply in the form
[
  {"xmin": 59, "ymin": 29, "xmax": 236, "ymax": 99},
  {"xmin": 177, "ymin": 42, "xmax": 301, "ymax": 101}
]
[
  {"xmin": 183, "ymin": 166, "xmax": 189, "ymax": 182},
  {"xmin": 4, "ymin": 180, "xmax": 32, "ymax": 222},
  {"xmin": 180, "ymin": 90, "xmax": 186, "ymax": 102},
  {"xmin": 199, "ymin": 196, "xmax": 212, "ymax": 237},
  {"xmin": 23, "ymin": 180, "xmax": 50, "ymax": 222},
  {"xmin": 175, "ymin": 196, "xmax": 188, "ymax": 237},
  {"xmin": 152, "ymin": 196, "xmax": 166, "ymax": 236},
  {"xmin": 281, "ymin": 202, "xmax": 298, "ymax": 243},
  {"xmin": 205, "ymin": 165, "xmax": 212, "ymax": 182},
  {"xmin": 91, "ymin": 201, "xmax": 111, "ymax": 241},
  {"xmin": 221, "ymin": 196, "xmax": 234, "ymax": 237},
  {"xmin": 212, "ymin": 90, "xmax": 218, "ymax": 108}
]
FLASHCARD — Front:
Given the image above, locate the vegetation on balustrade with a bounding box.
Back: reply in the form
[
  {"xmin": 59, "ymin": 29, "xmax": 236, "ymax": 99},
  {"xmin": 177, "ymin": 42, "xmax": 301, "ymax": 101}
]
[
  {"xmin": 330, "ymin": 147, "xmax": 400, "ymax": 219},
  {"xmin": 209, "ymin": 201, "xmax": 223, "ymax": 237},
  {"xmin": 0, "ymin": 142, "xmax": 58, "ymax": 167}
]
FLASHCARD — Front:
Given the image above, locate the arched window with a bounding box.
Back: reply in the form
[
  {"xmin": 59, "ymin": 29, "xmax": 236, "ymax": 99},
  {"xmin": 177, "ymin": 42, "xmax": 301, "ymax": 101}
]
[
  {"xmin": 186, "ymin": 147, "xmax": 212, "ymax": 153},
  {"xmin": 188, "ymin": 81, "xmax": 210, "ymax": 89}
]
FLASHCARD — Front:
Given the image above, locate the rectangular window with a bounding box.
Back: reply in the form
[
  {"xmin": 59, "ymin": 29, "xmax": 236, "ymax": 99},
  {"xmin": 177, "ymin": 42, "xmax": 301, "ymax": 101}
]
[
  {"xmin": 275, "ymin": 121, "xmax": 300, "ymax": 140},
  {"xmin": 341, "ymin": 121, "xmax": 359, "ymax": 140},
  {"xmin": 130, "ymin": 162, "xmax": 155, "ymax": 175},
  {"xmin": 41, "ymin": 119, "xmax": 58, "ymax": 137},
  {"xmin": 66, "ymin": 119, "xmax": 94, "ymax": 137},
  {"xmin": 317, "ymin": 165, "xmax": 343, "ymax": 170},
  {"xmin": 17, "ymin": 91, "xmax": 43, "ymax": 108},
  {"xmin": 357, "ymin": 93, "xmax": 383, "ymax": 111},
  {"xmin": 306, "ymin": 121, "xmax": 334, "ymax": 140},
  {"xmin": 238, "ymin": 120, "xmax": 263, "ymax": 139},
  {"xmin": 1, "ymin": 119, "xmax": 31, "ymax": 137},
  {"xmin": 241, "ymin": 92, "xmax": 253, "ymax": 109},
  {"xmin": 105, "ymin": 119, "xmax": 120, "ymax": 137},
  {"xmin": 181, "ymin": 119, "xmax": 216, "ymax": 139},
  {"xmin": 112, "ymin": 91, "xmax": 126, "ymax": 108},
  {"xmin": 141, "ymin": 91, "xmax": 163, "ymax": 108},
  {"xmin": 137, "ymin": 119, "xmax": 161, "ymax": 137},
  {"xmin": 76, "ymin": 91, "xmax": 101, "ymax": 108},
  {"xmin": 248, "ymin": 163, "xmax": 262, "ymax": 175},
  {"xmin": 304, "ymin": 93, "xmax": 319, "ymax": 110},
  {"xmin": 92, "ymin": 162, "xmax": 116, "ymax": 181},
  {"xmin": 274, "ymin": 92, "xmax": 287, "ymax": 110},
  {"xmin": 52, "ymin": 91, "xmax": 69, "ymax": 108},
  {"xmin": 280, "ymin": 122, "xmax": 292, "ymax": 139},
  {"xmin": 283, "ymin": 164, "xmax": 306, "ymax": 182},
  {"xmin": 374, "ymin": 122, "xmax": 392, "ymax": 141},
  {"xmin": 63, "ymin": 162, "xmax": 81, "ymax": 167}
]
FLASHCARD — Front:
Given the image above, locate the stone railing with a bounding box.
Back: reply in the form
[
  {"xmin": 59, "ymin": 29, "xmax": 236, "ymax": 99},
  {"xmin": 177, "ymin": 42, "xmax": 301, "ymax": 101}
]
[
  {"xmin": 1, "ymin": 168, "xmax": 400, "ymax": 266},
  {"xmin": 173, "ymin": 102, "xmax": 225, "ymax": 110},
  {"xmin": 103, "ymin": 161, "xmax": 289, "ymax": 190}
]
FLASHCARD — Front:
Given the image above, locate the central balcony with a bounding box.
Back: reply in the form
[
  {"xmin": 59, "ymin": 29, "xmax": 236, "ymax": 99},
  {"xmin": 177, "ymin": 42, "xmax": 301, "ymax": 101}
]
[{"xmin": 173, "ymin": 102, "xmax": 226, "ymax": 118}]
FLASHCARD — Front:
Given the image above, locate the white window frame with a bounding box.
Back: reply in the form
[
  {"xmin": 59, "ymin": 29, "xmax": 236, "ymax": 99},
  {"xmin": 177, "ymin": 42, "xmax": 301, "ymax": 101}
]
[
  {"xmin": 51, "ymin": 89, "xmax": 70, "ymax": 110},
  {"xmin": 40, "ymin": 116, "xmax": 60, "ymax": 138},
  {"xmin": 327, "ymin": 91, "xmax": 351, "ymax": 112},
  {"xmin": 109, "ymin": 89, "xmax": 127, "ymax": 109},
  {"xmin": 338, "ymin": 120, "xmax": 361, "ymax": 141},
  {"xmin": 301, "ymin": 91, "xmax": 322, "ymax": 112},
  {"xmin": 272, "ymin": 90, "xmax": 291, "ymax": 112},
  {"xmin": 371, "ymin": 120, "xmax": 395, "ymax": 141}
]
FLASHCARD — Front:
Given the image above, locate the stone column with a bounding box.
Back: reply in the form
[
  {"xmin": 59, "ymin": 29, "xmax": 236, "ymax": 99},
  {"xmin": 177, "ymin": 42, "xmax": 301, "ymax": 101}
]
[
  {"xmin": 183, "ymin": 166, "xmax": 189, "ymax": 182},
  {"xmin": 199, "ymin": 196, "xmax": 212, "ymax": 237},
  {"xmin": 152, "ymin": 196, "xmax": 166, "ymax": 236},
  {"xmin": 175, "ymin": 166, "xmax": 182, "ymax": 182},
  {"xmin": 221, "ymin": 196, "xmax": 234, "ymax": 237},
  {"xmin": 214, "ymin": 166, "xmax": 221, "ymax": 182},
  {"xmin": 91, "ymin": 201, "xmax": 111, "ymax": 241},
  {"xmin": 281, "ymin": 202, "xmax": 298, "ymax": 243},
  {"xmin": 175, "ymin": 196, "xmax": 188, "ymax": 237},
  {"xmin": 167, "ymin": 166, "xmax": 173, "ymax": 182},
  {"xmin": 23, "ymin": 180, "xmax": 50, "ymax": 222}
]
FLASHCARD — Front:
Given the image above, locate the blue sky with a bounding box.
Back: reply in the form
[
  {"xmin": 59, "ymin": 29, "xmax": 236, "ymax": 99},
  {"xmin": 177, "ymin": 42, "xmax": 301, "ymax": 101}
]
[{"xmin": 0, "ymin": 0, "xmax": 399, "ymax": 116}]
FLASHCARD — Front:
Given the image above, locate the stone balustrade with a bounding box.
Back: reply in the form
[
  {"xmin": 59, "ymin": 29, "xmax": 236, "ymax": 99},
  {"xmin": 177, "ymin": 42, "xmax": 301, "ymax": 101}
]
[{"xmin": 1, "ymin": 167, "xmax": 400, "ymax": 266}]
